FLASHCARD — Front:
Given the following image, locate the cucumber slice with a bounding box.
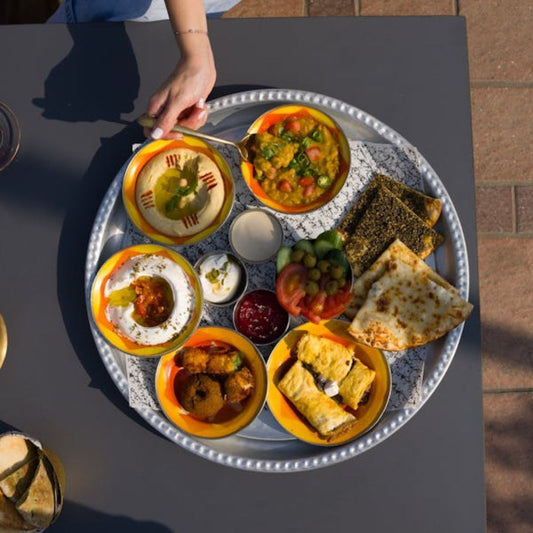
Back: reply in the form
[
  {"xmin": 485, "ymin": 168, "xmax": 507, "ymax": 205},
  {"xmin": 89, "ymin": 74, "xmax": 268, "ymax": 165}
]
[
  {"xmin": 276, "ymin": 246, "xmax": 292, "ymax": 274},
  {"xmin": 293, "ymin": 239, "xmax": 315, "ymax": 255},
  {"xmin": 315, "ymin": 229, "xmax": 343, "ymax": 249},
  {"xmin": 313, "ymin": 239, "xmax": 337, "ymax": 259}
]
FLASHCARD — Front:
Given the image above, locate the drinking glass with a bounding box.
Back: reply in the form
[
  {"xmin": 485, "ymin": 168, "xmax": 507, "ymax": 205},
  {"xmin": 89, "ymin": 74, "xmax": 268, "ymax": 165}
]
[{"xmin": 0, "ymin": 102, "xmax": 21, "ymax": 171}]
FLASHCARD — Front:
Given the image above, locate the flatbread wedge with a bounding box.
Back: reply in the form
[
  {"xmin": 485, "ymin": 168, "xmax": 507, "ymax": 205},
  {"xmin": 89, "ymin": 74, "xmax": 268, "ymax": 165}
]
[
  {"xmin": 0, "ymin": 435, "xmax": 37, "ymax": 481},
  {"xmin": 348, "ymin": 257, "xmax": 473, "ymax": 350},
  {"xmin": 15, "ymin": 456, "xmax": 55, "ymax": 530},
  {"xmin": 345, "ymin": 239, "xmax": 459, "ymax": 319},
  {"xmin": 0, "ymin": 492, "xmax": 36, "ymax": 532},
  {"xmin": 0, "ymin": 456, "xmax": 38, "ymax": 503},
  {"xmin": 295, "ymin": 332, "xmax": 354, "ymax": 382},
  {"xmin": 339, "ymin": 173, "xmax": 442, "ymax": 236},
  {"xmin": 278, "ymin": 360, "xmax": 356, "ymax": 441},
  {"xmin": 343, "ymin": 186, "xmax": 444, "ymax": 278}
]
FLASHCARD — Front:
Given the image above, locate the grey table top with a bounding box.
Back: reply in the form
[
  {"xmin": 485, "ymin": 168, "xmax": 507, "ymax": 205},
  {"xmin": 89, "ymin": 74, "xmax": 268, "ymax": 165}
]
[{"xmin": 0, "ymin": 17, "xmax": 485, "ymax": 532}]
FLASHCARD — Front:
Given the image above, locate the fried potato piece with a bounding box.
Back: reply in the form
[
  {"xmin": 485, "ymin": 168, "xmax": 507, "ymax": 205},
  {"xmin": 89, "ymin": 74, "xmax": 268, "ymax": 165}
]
[{"xmin": 225, "ymin": 367, "xmax": 255, "ymax": 403}]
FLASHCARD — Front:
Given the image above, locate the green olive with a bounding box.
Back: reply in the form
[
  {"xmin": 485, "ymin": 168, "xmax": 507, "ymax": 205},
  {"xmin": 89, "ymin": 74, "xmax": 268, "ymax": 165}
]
[
  {"xmin": 330, "ymin": 264, "xmax": 345, "ymax": 280},
  {"xmin": 303, "ymin": 253, "xmax": 317, "ymax": 268},
  {"xmin": 308, "ymin": 268, "xmax": 321, "ymax": 281},
  {"xmin": 326, "ymin": 280, "xmax": 339, "ymax": 296},
  {"xmin": 290, "ymin": 249, "xmax": 305, "ymax": 263},
  {"xmin": 317, "ymin": 260, "xmax": 331, "ymax": 274},
  {"xmin": 304, "ymin": 281, "xmax": 320, "ymax": 296}
]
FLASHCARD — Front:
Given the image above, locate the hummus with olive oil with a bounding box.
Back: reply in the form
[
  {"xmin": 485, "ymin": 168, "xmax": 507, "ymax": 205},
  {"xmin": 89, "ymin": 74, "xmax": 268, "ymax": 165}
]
[
  {"xmin": 105, "ymin": 254, "xmax": 194, "ymax": 346},
  {"xmin": 136, "ymin": 148, "xmax": 226, "ymax": 237}
]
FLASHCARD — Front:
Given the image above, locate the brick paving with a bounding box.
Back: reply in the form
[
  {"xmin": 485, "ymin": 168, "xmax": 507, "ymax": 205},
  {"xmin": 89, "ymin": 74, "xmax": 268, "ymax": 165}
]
[{"xmin": 1, "ymin": 1, "xmax": 532, "ymax": 530}]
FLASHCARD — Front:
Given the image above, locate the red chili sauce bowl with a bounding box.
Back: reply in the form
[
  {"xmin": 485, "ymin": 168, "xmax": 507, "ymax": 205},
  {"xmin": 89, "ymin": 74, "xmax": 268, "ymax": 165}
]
[{"xmin": 233, "ymin": 289, "xmax": 290, "ymax": 346}]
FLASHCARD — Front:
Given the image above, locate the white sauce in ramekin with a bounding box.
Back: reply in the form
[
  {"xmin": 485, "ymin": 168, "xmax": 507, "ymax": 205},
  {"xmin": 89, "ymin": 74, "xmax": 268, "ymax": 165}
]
[
  {"xmin": 197, "ymin": 253, "xmax": 242, "ymax": 304},
  {"xmin": 105, "ymin": 254, "xmax": 194, "ymax": 345}
]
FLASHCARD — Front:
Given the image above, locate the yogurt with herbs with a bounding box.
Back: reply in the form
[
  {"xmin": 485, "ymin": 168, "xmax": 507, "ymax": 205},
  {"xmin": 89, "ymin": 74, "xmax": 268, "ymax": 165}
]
[{"xmin": 196, "ymin": 252, "xmax": 244, "ymax": 304}]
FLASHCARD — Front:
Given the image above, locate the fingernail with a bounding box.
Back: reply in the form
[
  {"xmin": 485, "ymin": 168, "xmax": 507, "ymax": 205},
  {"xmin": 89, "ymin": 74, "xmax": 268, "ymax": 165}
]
[
  {"xmin": 172, "ymin": 133, "xmax": 184, "ymax": 141},
  {"xmin": 151, "ymin": 127, "xmax": 163, "ymax": 139},
  {"xmin": 196, "ymin": 98, "xmax": 205, "ymax": 109}
]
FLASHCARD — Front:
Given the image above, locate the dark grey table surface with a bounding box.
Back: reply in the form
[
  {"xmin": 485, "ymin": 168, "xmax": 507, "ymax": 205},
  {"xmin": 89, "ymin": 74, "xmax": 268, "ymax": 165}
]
[{"xmin": 0, "ymin": 17, "xmax": 485, "ymax": 532}]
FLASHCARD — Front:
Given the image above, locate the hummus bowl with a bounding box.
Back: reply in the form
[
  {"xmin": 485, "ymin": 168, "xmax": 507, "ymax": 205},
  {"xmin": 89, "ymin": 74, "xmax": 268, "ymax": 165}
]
[
  {"xmin": 123, "ymin": 138, "xmax": 234, "ymax": 246},
  {"xmin": 155, "ymin": 327, "xmax": 268, "ymax": 439},
  {"xmin": 241, "ymin": 105, "xmax": 351, "ymax": 214},
  {"xmin": 90, "ymin": 244, "xmax": 203, "ymax": 357}
]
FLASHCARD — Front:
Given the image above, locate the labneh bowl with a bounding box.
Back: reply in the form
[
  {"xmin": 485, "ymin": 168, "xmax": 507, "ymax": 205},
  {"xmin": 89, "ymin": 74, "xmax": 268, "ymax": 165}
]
[
  {"xmin": 241, "ymin": 105, "xmax": 351, "ymax": 214},
  {"xmin": 155, "ymin": 327, "xmax": 268, "ymax": 439},
  {"xmin": 194, "ymin": 250, "xmax": 248, "ymax": 307},
  {"xmin": 266, "ymin": 319, "xmax": 391, "ymax": 447},
  {"xmin": 90, "ymin": 244, "xmax": 203, "ymax": 357},
  {"xmin": 122, "ymin": 138, "xmax": 235, "ymax": 246}
]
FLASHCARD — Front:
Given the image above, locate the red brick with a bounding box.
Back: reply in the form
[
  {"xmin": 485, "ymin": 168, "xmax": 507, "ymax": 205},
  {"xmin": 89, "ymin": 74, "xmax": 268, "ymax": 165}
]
[
  {"xmin": 471, "ymin": 87, "xmax": 533, "ymax": 183},
  {"xmin": 476, "ymin": 185, "xmax": 514, "ymax": 233},
  {"xmin": 478, "ymin": 237, "xmax": 533, "ymax": 390},
  {"xmin": 460, "ymin": 0, "xmax": 533, "ymax": 82},
  {"xmin": 484, "ymin": 393, "xmax": 533, "ymax": 533},
  {"xmin": 223, "ymin": 0, "xmax": 305, "ymax": 18},
  {"xmin": 309, "ymin": 0, "xmax": 356, "ymax": 16},
  {"xmin": 516, "ymin": 186, "xmax": 533, "ymax": 234},
  {"xmin": 360, "ymin": 0, "xmax": 454, "ymax": 16}
]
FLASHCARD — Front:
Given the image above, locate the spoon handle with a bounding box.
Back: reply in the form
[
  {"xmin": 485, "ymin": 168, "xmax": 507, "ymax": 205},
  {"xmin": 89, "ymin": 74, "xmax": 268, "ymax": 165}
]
[{"xmin": 137, "ymin": 114, "xmax": 238, "ymax": 149}]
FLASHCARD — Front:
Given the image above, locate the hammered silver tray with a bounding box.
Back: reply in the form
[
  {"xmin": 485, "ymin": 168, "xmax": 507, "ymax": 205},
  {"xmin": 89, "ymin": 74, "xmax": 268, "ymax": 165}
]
[{"xmin": 84, "ymin": 89, "xmax": 470, "ymax": 473}]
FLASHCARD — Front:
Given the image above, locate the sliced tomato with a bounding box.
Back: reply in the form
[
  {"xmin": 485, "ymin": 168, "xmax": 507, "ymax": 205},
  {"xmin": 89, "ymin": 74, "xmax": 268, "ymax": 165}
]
[
  {"xmin": 305, "ymin": 146, "xmax": 321, "ymax": 162},
  {"xmin": 318, "ymin": 283, "xmax": 353, "ymax": 319},
  {"xmin": 300, "ymin": 291, "xmax": 327, "ymax": 324},
  {"xmin": 275, "ymin": 263, "xmax": 307, "ymax": 316}
]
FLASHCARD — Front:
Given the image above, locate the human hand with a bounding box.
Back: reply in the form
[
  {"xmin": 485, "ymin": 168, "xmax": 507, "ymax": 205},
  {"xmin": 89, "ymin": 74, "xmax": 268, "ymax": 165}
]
[{"xmin": 144, "ymin": 40, "xmax": 216, "ymax": 140}]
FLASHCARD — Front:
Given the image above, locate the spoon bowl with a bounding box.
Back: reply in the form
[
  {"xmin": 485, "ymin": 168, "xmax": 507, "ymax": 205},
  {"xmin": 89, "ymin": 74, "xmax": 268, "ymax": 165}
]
[{"xmin": 0, "ymin": 313, "xmax": 7, "ymax": 369}]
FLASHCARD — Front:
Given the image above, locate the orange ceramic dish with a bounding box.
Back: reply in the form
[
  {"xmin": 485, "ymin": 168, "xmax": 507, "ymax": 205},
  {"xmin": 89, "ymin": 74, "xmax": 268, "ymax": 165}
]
[
  {"xmin": 123, "ymin": 138, "xmax": 234, "ymax": 245},
  {"xmin": 156, "ymin": 327, "xmax": 268, "ymax": 439},
  {"xmin": 241, "ymin": 105, "xmax": 351, "ymax": 214},
  {"xmin": 267, "ymin": 320, "xmax": 391, "ymax": 446},
  {"xmin": 90, "ymin": 244, "xmax": 203, "ymax": 357}
]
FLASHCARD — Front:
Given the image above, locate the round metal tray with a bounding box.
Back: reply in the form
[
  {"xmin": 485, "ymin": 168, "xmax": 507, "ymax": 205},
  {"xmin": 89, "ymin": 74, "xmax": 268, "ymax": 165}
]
[{"xmin": 85, "ymin": 89, "xmax": 469, "ymax": 473}]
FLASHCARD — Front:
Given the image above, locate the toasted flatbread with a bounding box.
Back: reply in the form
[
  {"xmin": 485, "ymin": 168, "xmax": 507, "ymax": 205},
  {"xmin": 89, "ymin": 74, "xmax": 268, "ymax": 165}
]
[
  {"xmin": 338, "ymin": 359, "xmax": 376, "ymax": 411},
  {"xmin": 0, "ymin": 435, "xmax": 37, "ymax": 481},
  {"xmin": 278, "ymin": 361, "xmax": 356, "ymax": 440},
  {"xmin": 0, "ymin": 456, "xmax": 38, "ymax": 502},
  {"xmin": 343, "ymin": 186, "xmax": 444, "ymax": 278},
  {"xmin": 348, "ymin": 257, "xmax": 473, "ymax": 350},
  {"xmin": 0, "ymin": 492, "xmax": 35, "ymax": 532},
  {"xmin": 295, "ymin": 333, "xmax": 354, "ymax": 382},
  {"xmin": 339, "ymin": 173, "xmax": 442, "ymax": 235},
  {"xmin": 15, "ymin": 457, "xmax": 55, "ymax": 530},
  {"xmin": 345, "ymin": 239, "xmax": 459, "ymax": 319}
]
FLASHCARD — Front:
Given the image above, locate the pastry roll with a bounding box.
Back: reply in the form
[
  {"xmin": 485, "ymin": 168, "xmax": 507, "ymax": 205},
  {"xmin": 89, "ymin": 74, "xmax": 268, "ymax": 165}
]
[
  {"xmin": 278, "ymin": 360, "xmax": 355, "ymax": 439},
  {"xmin": 295, "ymin": 333, "xmax": 353, "ymax": 382},
  {"xmin": 338, "ymin": 359, "xmax": 376, "ymax": 410}
]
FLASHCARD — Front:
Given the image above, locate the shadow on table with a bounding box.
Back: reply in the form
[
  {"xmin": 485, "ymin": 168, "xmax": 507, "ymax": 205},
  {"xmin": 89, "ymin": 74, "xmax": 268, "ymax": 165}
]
[
  {"xmin": 51, "ymin": 500, "xmax": 172, "ymax": 532},
  {"xmin": 33, "ymin": 22, "xmax": 273, "ymax": 435}
]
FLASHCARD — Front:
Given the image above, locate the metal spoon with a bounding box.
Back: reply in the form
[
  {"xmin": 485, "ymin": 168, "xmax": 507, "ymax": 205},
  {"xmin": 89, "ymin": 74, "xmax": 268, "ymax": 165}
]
[
  {"xmin": 0, "ymin": 313, "xmax": 7, "ymax": 369},
  {"xmin": 137, "ymin": 114, "xmax": 256, "ymax": 163}
]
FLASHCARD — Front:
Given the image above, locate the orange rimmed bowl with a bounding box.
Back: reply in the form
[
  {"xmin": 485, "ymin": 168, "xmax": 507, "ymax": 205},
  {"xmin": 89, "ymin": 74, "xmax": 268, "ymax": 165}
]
[
  {"xmin": 123, "ymin": 138, "xmax": 234, "ymax": 246},
  {"xmin": 155, "ymin": 327, "xmax": 268, "ymax": 439},
  {"xmin": 241, "ymin": 105, "xmax": 351, "ymax": 214},
  {"xmin": 267, "ymin": 319, "xmax": 391, "ymax": 447},
  {"xmin": 90, "ymin": 244, "xmax": 203, "ymax": 357}
]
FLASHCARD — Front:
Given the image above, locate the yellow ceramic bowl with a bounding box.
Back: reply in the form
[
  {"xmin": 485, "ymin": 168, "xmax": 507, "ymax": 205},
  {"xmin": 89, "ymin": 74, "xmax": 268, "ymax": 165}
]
[
  {"xmin": 155, "ymin": 327, "xmax": 268, "ymax": 439},
  {"xmin": 267, "ymin": 320, "xmax": 391, "ymax": 447},
  {"xmin": 90, "ymin": 244, "xmax": 203, "ymax": 357},
  {"xmin": 123, "ymin": 138, "xmax": 234, "ymax": 246},
  {"xmin": 241, "ymin": 105, "xmax": 351, "ymax": 214}
]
